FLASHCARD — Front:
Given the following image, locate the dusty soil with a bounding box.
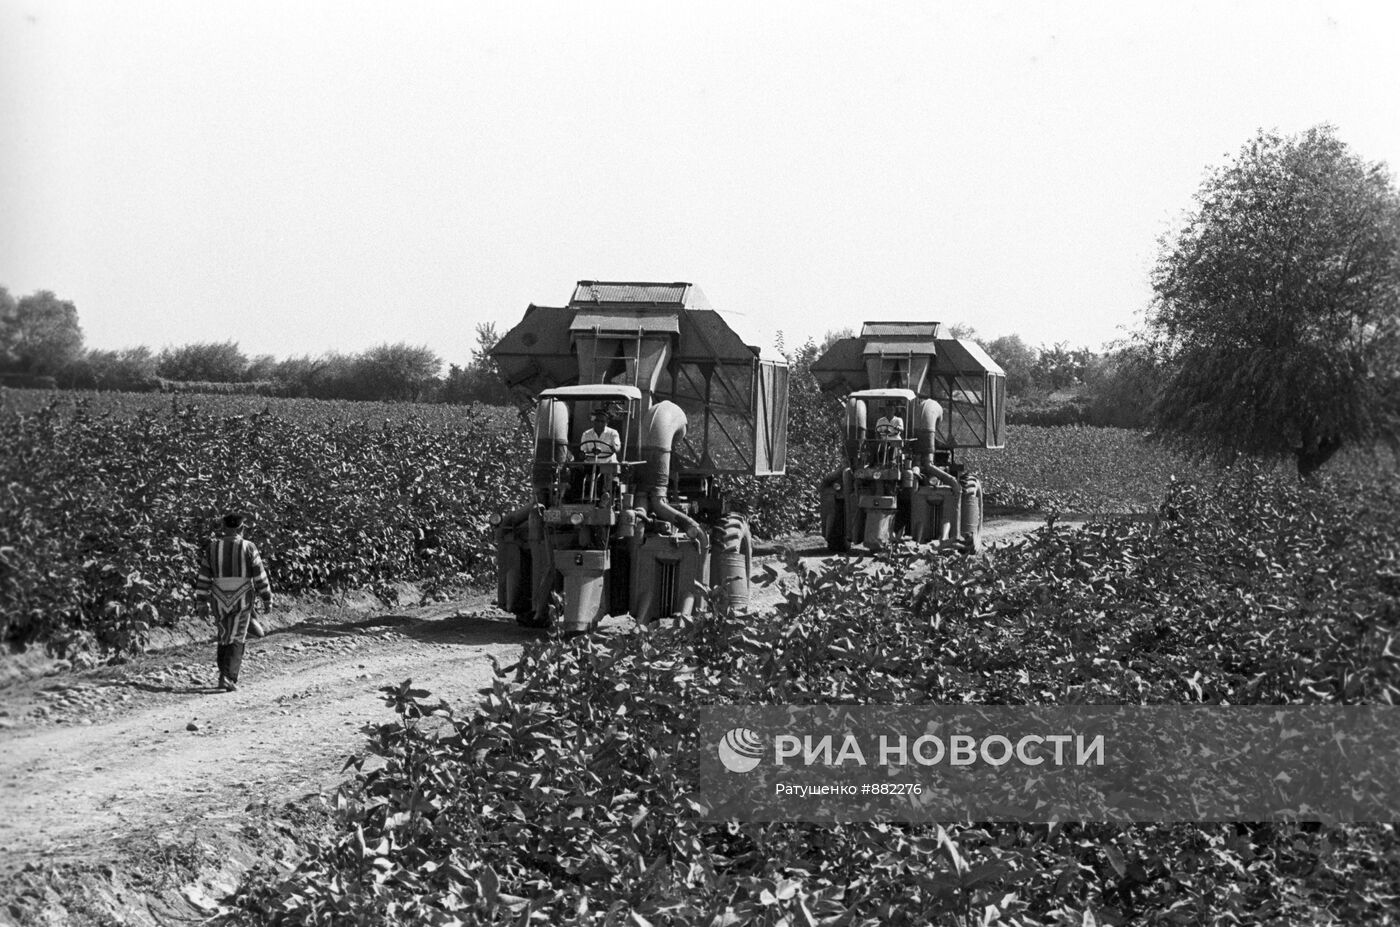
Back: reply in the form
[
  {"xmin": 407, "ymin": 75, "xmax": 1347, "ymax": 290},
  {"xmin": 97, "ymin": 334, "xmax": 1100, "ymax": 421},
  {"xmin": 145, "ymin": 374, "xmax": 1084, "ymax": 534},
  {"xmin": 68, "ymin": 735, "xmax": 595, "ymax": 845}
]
[{"xmin": 0, "ymin": 518, "xmax": 1055, "ymax": 925}]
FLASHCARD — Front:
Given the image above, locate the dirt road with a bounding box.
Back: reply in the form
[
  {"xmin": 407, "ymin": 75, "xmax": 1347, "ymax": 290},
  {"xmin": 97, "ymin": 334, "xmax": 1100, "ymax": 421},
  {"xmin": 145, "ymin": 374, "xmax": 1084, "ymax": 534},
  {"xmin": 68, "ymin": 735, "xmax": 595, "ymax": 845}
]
[{"xmin": 0, "ymin": 518, "xmax": 1054, "ymax": 925}]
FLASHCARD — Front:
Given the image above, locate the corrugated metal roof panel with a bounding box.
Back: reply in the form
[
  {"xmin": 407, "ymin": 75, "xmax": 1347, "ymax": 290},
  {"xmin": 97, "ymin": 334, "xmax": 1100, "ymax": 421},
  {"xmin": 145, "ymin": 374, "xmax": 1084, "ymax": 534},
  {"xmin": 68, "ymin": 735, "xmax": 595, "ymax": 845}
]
[
  {"xmin": 569, "ymin": 310, "xmax": 680, "ymax": 334},
  {"xmin": 571, "ymin": 282, "xmax": 690, "ymax": 305},
  {"xmin": 860, "ymin": 321, "xmax": 941, "ymax": 339}
]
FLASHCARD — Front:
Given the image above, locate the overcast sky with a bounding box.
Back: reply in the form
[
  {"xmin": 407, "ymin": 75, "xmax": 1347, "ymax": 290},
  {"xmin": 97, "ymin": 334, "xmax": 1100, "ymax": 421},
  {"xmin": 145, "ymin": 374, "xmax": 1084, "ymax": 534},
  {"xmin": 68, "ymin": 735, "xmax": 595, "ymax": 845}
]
[{"xmin": 3, "ymin": 1, "xmax": 1398, "ymax": 368}]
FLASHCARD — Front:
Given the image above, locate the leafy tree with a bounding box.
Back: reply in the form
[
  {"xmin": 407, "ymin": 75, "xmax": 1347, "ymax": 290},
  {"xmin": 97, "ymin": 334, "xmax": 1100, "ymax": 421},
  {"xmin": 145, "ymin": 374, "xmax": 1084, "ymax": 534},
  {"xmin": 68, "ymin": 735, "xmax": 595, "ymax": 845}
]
[
  {"xmin": 1030, "ymin": 342, "xmax": 1094, "ymax": 393},
  {"xmin": 818, "ymin": 327, "xmax": 854, "ymax": 354},
  {"xmin": 440, "ymin": 322, "xmax": 512, "ymax": 405},
  {"xmin": 1148, "ymin": 125, "xmax": 1400, "ymax": 477},
  {"xmin": 0, "ymin": 289, "xmax": 85, "ymax": 375},
  {"xmin": 984, "ymin": 334, "xmax": 1037, "ymax": 396},
  {"xmin": 73, "ymin": 346, "xmax": 159, "ymax": 391},
  {"xmin": 353, "ymin": 342, "xmax": 442, "ymax": 402},
  {"xmin": 244, "ymin": 354, "xmax": 278, "ymax": 382},
  {"xmin": 157, "ymin": 341, "xmax": 248, "ymax": 382},
  {"xmin": 473, "ymin": 321, "xmax": 501, "ymax": 358},
  {"xmin": 305, "ymin": 352, "xmax": 358, "ymax": 400},
  {"xmin": 262, "ymin": 355, "xmax": 322, "ymax": 397},
  {"xmin": 1082, "ymin": 342, "xmax": 1162, "ymax": 428}
]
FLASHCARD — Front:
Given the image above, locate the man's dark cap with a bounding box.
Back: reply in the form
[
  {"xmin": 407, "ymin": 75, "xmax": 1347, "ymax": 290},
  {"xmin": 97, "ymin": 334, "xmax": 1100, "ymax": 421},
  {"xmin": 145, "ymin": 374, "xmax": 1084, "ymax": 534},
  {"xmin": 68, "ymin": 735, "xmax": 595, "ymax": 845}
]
[{"xmin": 222, "ymin": 513, "xmax": 246, "ymax": 530}]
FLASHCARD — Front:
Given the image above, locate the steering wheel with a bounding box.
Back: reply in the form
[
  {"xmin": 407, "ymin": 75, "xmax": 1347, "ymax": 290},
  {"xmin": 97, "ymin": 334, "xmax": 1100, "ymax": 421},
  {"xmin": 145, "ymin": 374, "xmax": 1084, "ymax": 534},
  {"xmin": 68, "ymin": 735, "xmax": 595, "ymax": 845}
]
[{"xmin": 579, "ymin": 437, "xmax": 616, "ymax": 460}]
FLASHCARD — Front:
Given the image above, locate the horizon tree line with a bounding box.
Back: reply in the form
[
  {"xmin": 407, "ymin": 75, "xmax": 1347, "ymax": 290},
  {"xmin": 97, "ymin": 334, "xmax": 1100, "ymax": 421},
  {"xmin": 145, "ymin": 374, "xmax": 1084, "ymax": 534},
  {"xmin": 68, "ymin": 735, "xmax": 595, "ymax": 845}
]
[{"xmin": 4, "ymin": 123, "xmax": 1398, "ymax": 475}]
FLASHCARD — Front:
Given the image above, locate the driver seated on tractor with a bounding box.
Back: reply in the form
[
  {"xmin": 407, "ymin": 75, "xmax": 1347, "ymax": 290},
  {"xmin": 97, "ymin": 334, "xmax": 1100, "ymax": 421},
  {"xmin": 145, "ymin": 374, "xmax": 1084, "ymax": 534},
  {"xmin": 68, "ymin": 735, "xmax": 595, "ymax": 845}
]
[
  {"xmin": 873, "ymin": 403, "xmax": 905, "ymax": 466},
  {"xmin": 577, "ymin": 408, "xmax": 621, "ymax": 500}
]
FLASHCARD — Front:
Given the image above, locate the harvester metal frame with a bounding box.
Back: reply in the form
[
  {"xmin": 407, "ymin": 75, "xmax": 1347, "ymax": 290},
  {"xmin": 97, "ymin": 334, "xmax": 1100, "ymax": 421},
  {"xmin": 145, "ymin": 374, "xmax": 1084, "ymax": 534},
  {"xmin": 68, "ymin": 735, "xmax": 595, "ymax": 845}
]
[
  {"xmin": 490, "ymin": 281, "xmax": 788, "ymax": 631},
  {"xmin": 813, "ymin": 322, "xmax": 1006, "ymax": 554}
]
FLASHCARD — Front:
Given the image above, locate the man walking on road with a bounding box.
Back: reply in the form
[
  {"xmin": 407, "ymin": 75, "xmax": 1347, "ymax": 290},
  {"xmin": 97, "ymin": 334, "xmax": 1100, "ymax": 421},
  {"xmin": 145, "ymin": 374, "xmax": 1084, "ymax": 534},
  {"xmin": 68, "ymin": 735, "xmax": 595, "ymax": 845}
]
[{"xmin": 195, "ymin": 513, "xmax": 273, "ymax": 692}]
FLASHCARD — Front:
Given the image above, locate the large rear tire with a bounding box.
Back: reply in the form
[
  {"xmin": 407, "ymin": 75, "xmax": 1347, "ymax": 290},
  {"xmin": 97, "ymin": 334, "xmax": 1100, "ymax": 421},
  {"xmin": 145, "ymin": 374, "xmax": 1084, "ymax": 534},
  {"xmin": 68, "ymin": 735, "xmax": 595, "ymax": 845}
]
[
  {"xmin": 511, "ymin": 548, "xmax": 548, "ymax": 627},
  {"xmin": 824, "ymin": 495, "xmax": 849, "ymax": 553},
  {"xmin": 711, "ymin": 514, "xmax": 752, "ymax": 612}
]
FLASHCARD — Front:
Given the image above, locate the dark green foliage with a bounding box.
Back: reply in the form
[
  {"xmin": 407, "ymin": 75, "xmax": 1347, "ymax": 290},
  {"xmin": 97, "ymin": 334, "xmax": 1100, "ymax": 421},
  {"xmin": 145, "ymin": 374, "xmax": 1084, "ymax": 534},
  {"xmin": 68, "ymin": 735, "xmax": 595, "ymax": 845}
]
[
  {"xmin": 350, "ymin": 343, "xmax": 443, "ymax": 402},
  {"xmin": 439, "ymin": 324, "xmax": 512, "ymax": 406},
  {"xmin": 1081, "ymin": 345, "xmax": 1161, "ymax": 429},
  {"xmin": 966, "ymin": 426, "xmax": 1189, "ymax": 515},
  {"xmin": 157, "ymin": 340, "xmax": 250, "ymax": 382},
  {"xmin": 67, "ymin": 346, "xmax": 161, "ymax": 392},
  {"xmin": 152, "ymin": 342, "xmax": 444, "ymax": 402},
  {"xmin": 1006, "ymin": 395, "xmax": 1095, "ymax": 428},
  {"xmin": 1149, "ymin": 125, "xmax": 1400, "ymax": 478},
  {"xmin": 1007, "ymin": 358, "xmax": 1161, "ymax": 430},
  {"xmin": 0, "ymin": 394, "xmax": 532, "ymax": 654},
  {"xmin": 0, "ymin": 289, "xmax": 85, "ymax": 376},
  {"xmin": 984, "ymin": 334, "xmax": 1036, "ymax": 396},
  {"xmin": 230, "ymin": 470, "xmax": 1400, "ymax": 924},
  {"xmin": 1027, "ymin": 343, "xmax": 1096, "ymax": 395}
]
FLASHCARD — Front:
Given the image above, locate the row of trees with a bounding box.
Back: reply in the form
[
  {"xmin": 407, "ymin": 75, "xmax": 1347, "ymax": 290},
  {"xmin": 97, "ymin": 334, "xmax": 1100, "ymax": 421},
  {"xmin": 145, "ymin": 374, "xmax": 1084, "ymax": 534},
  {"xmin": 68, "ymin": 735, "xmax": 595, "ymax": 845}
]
[
  {"xmin": 0, "ymin": 286, "xmax": 1152, "ymax": 421},
  {"xmin": 0, "ymin": 295, "xmax": 513, "ymax": 404}
]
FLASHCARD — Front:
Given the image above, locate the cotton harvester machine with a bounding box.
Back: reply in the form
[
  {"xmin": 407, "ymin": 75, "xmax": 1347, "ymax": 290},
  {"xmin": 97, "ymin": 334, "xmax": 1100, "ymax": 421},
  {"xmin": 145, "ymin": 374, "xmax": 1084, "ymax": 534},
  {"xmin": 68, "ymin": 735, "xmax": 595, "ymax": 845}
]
[
  {"xmin": 811, "ymin": 322, "xmax": 1006, "ymax": 553},
  {"xmin": 489, "ymin": 281, "xmax": 789, "ymax": 632}
]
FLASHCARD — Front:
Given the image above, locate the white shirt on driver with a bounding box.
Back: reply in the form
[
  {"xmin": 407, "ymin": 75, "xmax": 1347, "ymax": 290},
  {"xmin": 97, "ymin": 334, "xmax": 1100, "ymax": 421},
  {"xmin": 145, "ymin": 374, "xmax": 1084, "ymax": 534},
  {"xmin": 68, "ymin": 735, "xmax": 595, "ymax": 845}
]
[{"xmin": 580, "ymin": 425, "xmax": 621, "ymax": 462}]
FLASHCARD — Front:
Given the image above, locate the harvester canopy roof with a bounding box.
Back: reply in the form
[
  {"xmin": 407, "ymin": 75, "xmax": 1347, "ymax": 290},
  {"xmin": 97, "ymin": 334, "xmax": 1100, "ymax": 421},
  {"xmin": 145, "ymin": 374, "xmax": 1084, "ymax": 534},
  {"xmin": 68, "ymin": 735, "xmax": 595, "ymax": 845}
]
[
  {"xmin": 859, "ymin": 321, "xmax": 940, "ymax": 356},
  {"xmin": 570, "ymin": 281, "xmax": 709, "ymax": 308},
  {"xmin": 932, "ymin": 339, "xmax": 1006, "ymax": 377},
  {"xmin": 538, "ymin": 384, "xmax": 643, "ymax": 401}
]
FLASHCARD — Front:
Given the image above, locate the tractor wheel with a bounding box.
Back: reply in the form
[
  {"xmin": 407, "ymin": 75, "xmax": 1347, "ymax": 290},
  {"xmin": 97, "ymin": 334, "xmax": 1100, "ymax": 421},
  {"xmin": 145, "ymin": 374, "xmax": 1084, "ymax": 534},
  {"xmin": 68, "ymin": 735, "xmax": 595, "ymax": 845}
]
[
  {"xmin": 711, "ymin": 514, "xmax": 752, "ymax": 612},
  {"xmin": 515, "ymin": 565, "xmax": 556, "ymax": 629},
  {"xmin": 960, "ymin": 481, "xmax": 984, "ymax": 553},
  {"xmin": 515, "ymin": 605, "xmax": 550, "ymax": 629},
  {"xmin": 824, "ymin": 496, "xmax": 849, "ymax": 553}
]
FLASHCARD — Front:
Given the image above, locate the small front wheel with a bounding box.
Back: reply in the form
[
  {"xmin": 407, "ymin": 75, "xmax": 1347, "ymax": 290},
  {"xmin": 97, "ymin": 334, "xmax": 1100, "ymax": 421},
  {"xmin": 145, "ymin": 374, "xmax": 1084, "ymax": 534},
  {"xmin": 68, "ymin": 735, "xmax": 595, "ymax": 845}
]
[{"xmin": 515, "ymin": 609, "xmax": 550, "ymax": 630}]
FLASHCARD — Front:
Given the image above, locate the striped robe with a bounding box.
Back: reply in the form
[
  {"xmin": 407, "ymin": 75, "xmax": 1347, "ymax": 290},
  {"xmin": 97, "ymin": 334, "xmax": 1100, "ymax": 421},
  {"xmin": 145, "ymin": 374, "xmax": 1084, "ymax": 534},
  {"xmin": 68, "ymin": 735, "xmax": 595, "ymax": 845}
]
[{"xmin": 195, "ymin": 535, "xmax": 272, "ymax": 644}]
